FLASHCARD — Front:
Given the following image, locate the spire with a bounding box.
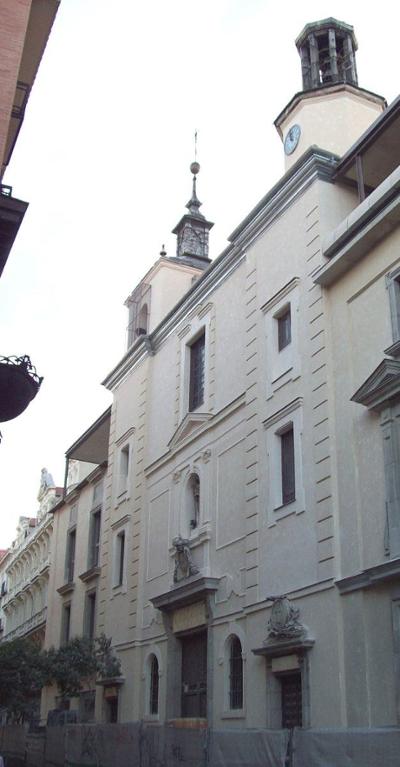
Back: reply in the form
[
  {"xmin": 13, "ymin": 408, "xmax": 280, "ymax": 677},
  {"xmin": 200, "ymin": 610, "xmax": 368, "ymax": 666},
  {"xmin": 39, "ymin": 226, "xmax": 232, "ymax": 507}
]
[
  {"xmin": 172, "ymin": 135, "xmax": 213, "ymax": 268},
  {"xmin": 186, "ymin": 161, "xmax": 204, "ymax": 218}
]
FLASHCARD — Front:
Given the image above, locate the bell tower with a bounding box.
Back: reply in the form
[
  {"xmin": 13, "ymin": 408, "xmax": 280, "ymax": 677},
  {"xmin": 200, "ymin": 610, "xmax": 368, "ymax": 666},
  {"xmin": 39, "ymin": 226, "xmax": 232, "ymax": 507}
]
[
  {"xmin": 172, "ymin": 160, "xmax": 213, "ymax": 268},
  {"xmin": 297, "ymin": 18, "xmax": 358, "ymax": 91},
  {"xmin": 275, "ymin": 18, "xmax": 386, "ymax": 170}
]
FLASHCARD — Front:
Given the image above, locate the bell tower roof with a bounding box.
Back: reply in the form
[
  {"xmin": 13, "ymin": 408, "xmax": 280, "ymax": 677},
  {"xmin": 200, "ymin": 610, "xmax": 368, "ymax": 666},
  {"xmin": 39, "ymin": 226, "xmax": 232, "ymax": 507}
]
[{"xmin": 172, "ymin": 154, "xmax": 213, "ymax": 269}]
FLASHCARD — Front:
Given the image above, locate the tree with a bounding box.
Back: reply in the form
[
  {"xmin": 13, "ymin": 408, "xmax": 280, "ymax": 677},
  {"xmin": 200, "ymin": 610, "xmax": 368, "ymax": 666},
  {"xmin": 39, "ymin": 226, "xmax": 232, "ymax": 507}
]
[
  {"xmin": 0, "ymin": 637, "xmax": 49, "ymax": 723},
  {"xmin": 0, "ymin": 633, "xmax": 121, "ymax": 720},
  {"xmin": 47, "ymin": 634, "xmax": 121, "ymax": 701},
  {"xmin": 46, "ymin": 636, "xmax": 99, "ymax": 700}
]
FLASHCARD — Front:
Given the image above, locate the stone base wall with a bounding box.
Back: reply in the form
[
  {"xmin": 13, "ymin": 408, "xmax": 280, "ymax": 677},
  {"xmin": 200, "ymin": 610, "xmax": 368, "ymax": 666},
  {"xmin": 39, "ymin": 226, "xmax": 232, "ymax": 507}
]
[{"xmin": 0, "ymin": 723, "xmax": 399, "ymax": 767}]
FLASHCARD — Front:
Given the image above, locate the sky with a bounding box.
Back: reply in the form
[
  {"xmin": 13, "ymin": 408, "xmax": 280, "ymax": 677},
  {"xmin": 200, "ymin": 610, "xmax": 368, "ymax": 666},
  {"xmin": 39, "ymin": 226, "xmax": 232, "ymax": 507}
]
[{"xmin": 1, "ymin": 0, "xmax": 399, "ymax": 548}]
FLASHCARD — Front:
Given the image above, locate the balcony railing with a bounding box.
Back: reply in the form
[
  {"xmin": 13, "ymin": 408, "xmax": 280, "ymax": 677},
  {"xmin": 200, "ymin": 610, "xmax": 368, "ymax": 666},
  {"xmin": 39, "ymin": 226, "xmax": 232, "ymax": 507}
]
[
  {"xmin": 2, "ymin": 558, "xmax": 50, "ymax": 606},
  {"xmin": 4, "ymin": 606, "xmax": 47, "ymax": 641}
]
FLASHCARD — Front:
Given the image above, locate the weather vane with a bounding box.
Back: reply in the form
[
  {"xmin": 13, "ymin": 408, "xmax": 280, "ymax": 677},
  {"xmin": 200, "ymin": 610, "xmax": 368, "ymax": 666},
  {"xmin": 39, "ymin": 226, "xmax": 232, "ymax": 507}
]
[{"xmin": 194, "ymin": 129, "xmax": 198, "ymax": 162}]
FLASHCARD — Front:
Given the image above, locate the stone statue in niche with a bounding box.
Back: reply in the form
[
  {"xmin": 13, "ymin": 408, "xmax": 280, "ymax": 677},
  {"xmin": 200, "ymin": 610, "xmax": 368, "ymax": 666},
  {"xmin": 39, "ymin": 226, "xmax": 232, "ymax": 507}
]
[
  {"xmin": 264, "ymin": 595, "xmax": 304, "ymax": 641},
  {"xmin": 173, "ymin": 535, "xmax": 199, "ymax": 583}
]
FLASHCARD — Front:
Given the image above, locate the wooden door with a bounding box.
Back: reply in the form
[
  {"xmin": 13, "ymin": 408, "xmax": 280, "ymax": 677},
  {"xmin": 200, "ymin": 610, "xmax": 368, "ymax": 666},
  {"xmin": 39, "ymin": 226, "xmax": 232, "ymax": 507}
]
[{"xmin": 181, "ymin": 631, "xmax": 207, "ymax": 718}]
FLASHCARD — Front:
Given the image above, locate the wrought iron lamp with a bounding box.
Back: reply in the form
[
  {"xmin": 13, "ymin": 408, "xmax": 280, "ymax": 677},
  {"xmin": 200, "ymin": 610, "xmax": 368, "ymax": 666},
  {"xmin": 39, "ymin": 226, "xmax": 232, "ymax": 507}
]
[{"xmin": 0, "ymin": 355, "xmax": 43, "ymax": 423}]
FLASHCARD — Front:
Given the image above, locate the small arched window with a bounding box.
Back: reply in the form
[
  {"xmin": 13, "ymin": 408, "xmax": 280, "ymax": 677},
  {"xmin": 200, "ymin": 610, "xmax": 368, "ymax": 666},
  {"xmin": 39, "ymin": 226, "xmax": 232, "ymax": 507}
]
[
  {"xmin": 149, "ymin": 655, "xmax": 159, "ymax": 715},
  {"xmin": 229, "ymin": 636, "xmax": 243, "ymax": 710}
]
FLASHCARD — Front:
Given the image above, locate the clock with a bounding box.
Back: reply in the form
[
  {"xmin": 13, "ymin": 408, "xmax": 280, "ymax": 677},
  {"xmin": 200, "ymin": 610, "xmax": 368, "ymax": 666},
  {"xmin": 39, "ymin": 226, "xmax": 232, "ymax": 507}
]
[{"xmin": 284, "ymin": 124, "xmax": 301, "ymax": 155}]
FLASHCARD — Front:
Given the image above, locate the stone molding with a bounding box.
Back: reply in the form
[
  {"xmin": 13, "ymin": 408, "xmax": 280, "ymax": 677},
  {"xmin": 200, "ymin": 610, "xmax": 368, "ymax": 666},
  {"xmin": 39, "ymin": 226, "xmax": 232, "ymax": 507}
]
[
  {"xmin": 150, "ymin": 575, "xmax": 220, "ymax": 612},
  {"xmin": 335, "ymin": 557, "xmax": 400, "ymax": 594}
]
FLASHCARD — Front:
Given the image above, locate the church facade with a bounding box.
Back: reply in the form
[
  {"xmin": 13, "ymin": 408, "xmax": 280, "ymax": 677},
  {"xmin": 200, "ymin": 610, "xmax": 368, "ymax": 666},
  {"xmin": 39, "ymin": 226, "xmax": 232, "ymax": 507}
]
[{"xmin": 40, "ymin": 18, "xmax": 400, "ymax": 731}]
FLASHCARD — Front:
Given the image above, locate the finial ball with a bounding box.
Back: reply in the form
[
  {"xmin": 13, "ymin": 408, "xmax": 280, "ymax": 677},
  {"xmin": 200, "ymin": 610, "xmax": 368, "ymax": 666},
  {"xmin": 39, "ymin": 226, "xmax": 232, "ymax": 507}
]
[{"xmin": 190, "ymin": 161, "xmax": 200, "ymax": 176}]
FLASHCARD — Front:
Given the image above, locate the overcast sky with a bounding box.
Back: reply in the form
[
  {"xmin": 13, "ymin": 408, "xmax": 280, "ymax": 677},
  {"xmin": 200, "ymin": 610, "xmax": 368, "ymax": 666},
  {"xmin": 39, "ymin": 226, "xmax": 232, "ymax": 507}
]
[{"xmin": 1, "ymin": 0, "xmax": 399, "ymax": 548}]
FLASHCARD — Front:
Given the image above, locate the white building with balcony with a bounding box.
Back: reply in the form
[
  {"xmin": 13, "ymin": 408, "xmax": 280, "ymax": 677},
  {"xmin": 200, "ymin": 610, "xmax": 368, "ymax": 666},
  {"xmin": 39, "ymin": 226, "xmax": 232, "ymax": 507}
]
[{"xmin": 0, "ymin": 469, "xmax": 61, "ymax": 645}]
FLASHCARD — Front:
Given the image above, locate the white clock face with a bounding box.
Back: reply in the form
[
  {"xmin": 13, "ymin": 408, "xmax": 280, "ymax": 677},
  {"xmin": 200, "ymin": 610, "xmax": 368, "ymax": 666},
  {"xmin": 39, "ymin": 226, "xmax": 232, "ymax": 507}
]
[{"xmin": 284, "ymin": 124, "xmax": 301, "ymax": 155}]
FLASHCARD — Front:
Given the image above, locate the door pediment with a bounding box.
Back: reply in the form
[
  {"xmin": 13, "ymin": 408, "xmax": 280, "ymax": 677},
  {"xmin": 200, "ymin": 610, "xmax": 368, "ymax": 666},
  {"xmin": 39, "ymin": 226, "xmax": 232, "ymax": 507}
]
[
  {"xmin": 168, "ymin": 412, "xmax": 212, "ymax": 450},
  {"xmin": 351, "ymin": 358, "xmax": 400, "ymax": 411}
]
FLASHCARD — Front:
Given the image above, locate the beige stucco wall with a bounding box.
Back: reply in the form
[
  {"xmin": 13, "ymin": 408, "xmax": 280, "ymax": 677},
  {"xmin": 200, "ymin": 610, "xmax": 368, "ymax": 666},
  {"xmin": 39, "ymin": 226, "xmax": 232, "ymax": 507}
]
[
  {"xmin": 279, "ymin": 89, "xmax": 384, "ymax": 171},
  {"xmin": 148, "ymin": 261, "xmax": 204, "ymax": 334},
  {"xmin": 42, "ymin": 466, "xmax": 106, "ymax": 721}
]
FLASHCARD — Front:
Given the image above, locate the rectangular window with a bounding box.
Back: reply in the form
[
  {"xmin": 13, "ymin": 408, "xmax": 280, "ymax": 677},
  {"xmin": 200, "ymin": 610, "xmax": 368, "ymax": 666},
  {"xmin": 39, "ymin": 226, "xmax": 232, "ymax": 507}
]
[
  {"xmin": 277, "ymin": 306, "xmax": 291, "ymax": 351},
  {"xmin": 88, "ymin": 510, "xmax": 101, "ymax": 569},
  {"xmin": 61, "ymin": 603, "xmax": 71, "ymax": 645},
  {"xmin": 281, "ymin": 427, "xmax": 295, "ymax": 505},
  {"xmin": 189, "ymin": 332, "xmax": 205, "ymax": 411},
  {"xmin": 92, "ymin": 480, "xmax": 103, "ymax": 509},
  {"xmin": 84, "ymin": 591, "xmax": 96, "ymax": 640},
  {"xmin": 118, "ymin": 444, "xmax": 130, "ymax": 496},
  {"xmin": 69, "ymin": 503, "xmax": 78, "ymax": 526},
  {"xmin": 116, "ymin": 530, "xmax": 125, "ymax": 587},
  {"xmin": 65, "ymin": 528, "xmax": 76, "ymax": 583}
]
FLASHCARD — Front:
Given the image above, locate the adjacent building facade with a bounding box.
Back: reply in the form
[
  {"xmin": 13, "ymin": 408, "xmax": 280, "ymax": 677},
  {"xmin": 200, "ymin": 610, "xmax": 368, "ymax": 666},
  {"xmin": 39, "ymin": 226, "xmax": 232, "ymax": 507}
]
[
  {"xmin": 0, "ymin": 0, "xmax": 59, "ymax": 278},
  {"xmin": 9, "ymin": 17, "xmax": 398, "ymax": 732}
]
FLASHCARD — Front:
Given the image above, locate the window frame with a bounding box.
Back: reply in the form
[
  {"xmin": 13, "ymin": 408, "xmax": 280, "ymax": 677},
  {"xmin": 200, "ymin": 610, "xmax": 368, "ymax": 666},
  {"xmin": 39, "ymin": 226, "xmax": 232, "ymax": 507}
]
[
  {"xmin": 387, "ymin": 266, "xmax": 400, "ymax": 344},
  {"xmin": 178, "ymin": 308, "xmax": 212, "ymax": 419},
  {"xmin": 280, "ymin": 424, "xmax": 296, "ymax": 506},
  {"xmin": 114, "ymin": 429, "xmax": 135, "ymax": 506},
  {"xmin": 262, "ymin": 278, "xmax": 300, "ymax": 399},
  {"xmin": 277, "ymin": 305, "xmax": 292, "ymax": 352},
  {"xmin": 61, "ymin": 602, "xmax": 71, "ymax": 645},
  {"xmin": 264, "ymin": 399, "xmax": 305, "ymax": 524},
  {"xmin": 65, "ymin": 527, "xmax": 77, "ymax": 584},
  {"xmin": 113, "ymin": 527, "xmax": 127, "ymax": 590},
  {"xmin": 188, "ymin": 332, "xmax": 206, "ymax": 412},
  {"xmin": 84, "ymin": 590, "xmax": 97, "ymax": 640},
  {"xmin": 88, "ymin": 508, "xmax": 101, "ymax": 569},
  {"xmin": 229, "ymin": 636, "xmax": 244, "ymax": 711},
  {"xmin": 149, "ymin": 654, "xmax": 159, "ymax": 715}
]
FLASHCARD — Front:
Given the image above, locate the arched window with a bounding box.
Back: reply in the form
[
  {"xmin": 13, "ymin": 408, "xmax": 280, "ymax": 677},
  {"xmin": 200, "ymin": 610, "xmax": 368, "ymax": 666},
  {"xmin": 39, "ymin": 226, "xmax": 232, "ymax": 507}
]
[
  {"xmin": 187, "ymin": 473, "xmax": 200, "ymax": 532},
  {"xmin": 149, "ymin": 655, "xmax": 159, "ymax": 715},
  {"xmin": 229, "ymin": 636, "xmax": 243, "ymax": 710}
]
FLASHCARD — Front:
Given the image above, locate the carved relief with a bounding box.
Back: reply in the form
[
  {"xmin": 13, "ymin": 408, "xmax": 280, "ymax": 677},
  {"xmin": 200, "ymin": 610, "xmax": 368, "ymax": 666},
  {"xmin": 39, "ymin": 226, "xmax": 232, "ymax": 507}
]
[
  {"xmin": 173, "ymin": 470, "xmax": 182, "ymax": 484},
  {"xmin": 264, "ymin": 595, "xmax": 304, "ymax": 641},
  {"xmin": 202, "ymin": 449, "xmax": 211, "ymax": 463},
  {"xmin": 172, "ymin": 536, "xmax": 199, "ymax": 583}
]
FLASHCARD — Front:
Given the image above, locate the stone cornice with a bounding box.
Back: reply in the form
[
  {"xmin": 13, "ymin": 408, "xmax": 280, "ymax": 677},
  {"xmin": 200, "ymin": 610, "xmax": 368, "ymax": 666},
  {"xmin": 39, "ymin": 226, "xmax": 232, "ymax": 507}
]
[
  {"xmin": 315, "ymin": 165, "xmax": 400, "ymax": 287},
  {"xmin": 103, "ymin": 150, "xmax": 336, "ymax": 392},
  {"xmin": 336, "ymin": 557, "xmax": 400, "ymax": 594},
  {"xmin": 57, "ymin": 581, "xmax": 75, "ymax": 596},
  {"xmin": 150, "ymin": 575, "xmax": 220, "ymax": 612},
  {"xmin": 79, "ymin": 566, "xmax": 101, "ymax": 583},
  {"xmin": 252, "ymin": 637, "xmax": 315, "ymax": 659}
]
